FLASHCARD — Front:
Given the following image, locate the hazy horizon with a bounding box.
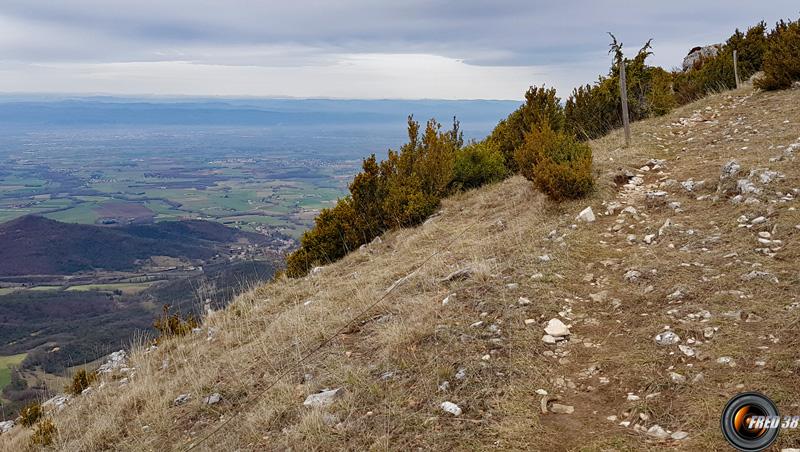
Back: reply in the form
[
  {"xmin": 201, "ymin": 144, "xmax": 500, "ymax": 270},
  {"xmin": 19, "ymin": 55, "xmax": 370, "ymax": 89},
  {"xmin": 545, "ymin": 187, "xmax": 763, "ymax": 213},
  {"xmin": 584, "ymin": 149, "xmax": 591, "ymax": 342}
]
[{"xmin": 1, "ymin": 1, "xmax": 798, "ymax": 99}]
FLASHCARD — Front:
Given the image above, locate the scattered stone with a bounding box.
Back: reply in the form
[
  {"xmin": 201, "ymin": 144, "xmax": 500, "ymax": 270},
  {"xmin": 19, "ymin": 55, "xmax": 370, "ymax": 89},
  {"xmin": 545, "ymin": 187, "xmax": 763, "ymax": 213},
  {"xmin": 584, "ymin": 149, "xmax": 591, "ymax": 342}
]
[
  {"xmin": 549, "ymin": 403, "xmax": 575, "ymax": 414},
  {"xmin": 760, "ymin": 170, "xmax": 782, "ymax": 184},
  {"xmin": 644, "ymin": 234, "xmax": 656, "ymax": 244},
  {"xmin": 589, "ymin": 291, "xmax": 607, "ymax": 303},
  {"xmin": 0, "ymin": 420, "xmax": 14, "ymax": 434},
  {"xmin": 721, "ymin": 310, "xmax": 743, "ymax": 321},
  {"xmin": 671, "ymin": 431, "xmax": 689, "ymax": 440},
  {"xmin": 654, "ymin": 331, "xmax": 680, "ymax": 346},
  {"xmin": 621, "ymin": 206, "xmax": 639, "ymax": 217},
  {"xmin": 455, "ymin": 368, "xmax": 467, "ymax": 380},
  {"xmin": 438, "ymin": 381, "xmax": 450, "ymax": 391},
  {"xmin": 173, "ymin": 393, "xmax": 191, "ymax": 406},
  {"xmin": 303, "ymin": 388, "xmax": 345, "ymax": 407},
  {"xmin": 716, "ymin": 357, "xmax": 736, "ymax": 367},
  {"xmin": 576, "ymin": 207, "xmax": 596, "ymax": 223},
  {"xmin": 692, "ymin": 373, "xmax": 705, "ymax": 384},
  {"xmin": 623, "ymin": 270, "xmax": 642, "ymax": 283},
  {"xmin": 380, "ymin": 371, "xmax": 395, "ymax": 381},
  {"xmin": 544, "ymin": 318, "xmax": 570, "ymax": 337},
  {"xmin": 539, "ymin": 254, "xmax": 552, "ymax": 263},
  {"xmin": 440, "ymin": 401, "xmax": 462, "ymax": 416},
  {"xmin": 442, "ymin": 294, "xmax": 454, "ymax": 305},
  {"xmin": 525, "ymin": 318, "xmax": 536, "ymax": 325},
  {"xmin": 98, "ymin": 350, "xmax": 127, "ymax": 374},
  {"xmin": 518, "ymin": 297, "xmax": 531, "ymax": 306},
  {"xmin": 541, "ymin": 334, "xmax": 557, "ymax": 345},
  {"xmin": 535, "ymin": 389, "xmax": 548, "ymax": 396},
  {"xmin": 751, "ymin": 216, "xmax": 767, "ymax": 225},
  {"xmin": 741, "ymin": 271, "xmax": 778, "ymax": 283},
  {"xmin": 506, "ymin": 283, "xmax": 519, "ymax": 290},
  {"xmin": 606, "ymin": 201, "xmax": 623, "ymax": 215},
  {"xmin": 202, "ymin": 393, "xmax": 222, "ymax": 405},
  {"xmin": 738, "ymin": 179, "xmax": 760, "ymax": 194},
  {"xmin": 647, "ymin": 425, "xmax": 670, "ymax": 441},
  {"xmin": 627, "ymin": 393, "xmax": 641, "ymax": 401},
  {"xmin": 678, "ymin": 345, "xmax": 696, "ymax": 357},
  {"xmin": 670, "ymin": 372, "xmax": 687, "ymax": 384},
  {"xmin": 440, "ymin": 267, "xmax": 475, "ymax": 282},
  {"xmin": 721, "ymin": 160, "xmax": 741, "ymax": 179}
]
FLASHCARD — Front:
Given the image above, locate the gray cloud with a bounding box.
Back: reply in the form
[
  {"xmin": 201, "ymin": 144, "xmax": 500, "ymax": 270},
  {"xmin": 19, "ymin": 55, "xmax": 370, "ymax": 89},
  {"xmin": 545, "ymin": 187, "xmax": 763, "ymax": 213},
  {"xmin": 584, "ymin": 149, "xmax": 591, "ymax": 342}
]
[{"xmin": 0, "ymin": 1, "xmax": 797, "ymax": 98}]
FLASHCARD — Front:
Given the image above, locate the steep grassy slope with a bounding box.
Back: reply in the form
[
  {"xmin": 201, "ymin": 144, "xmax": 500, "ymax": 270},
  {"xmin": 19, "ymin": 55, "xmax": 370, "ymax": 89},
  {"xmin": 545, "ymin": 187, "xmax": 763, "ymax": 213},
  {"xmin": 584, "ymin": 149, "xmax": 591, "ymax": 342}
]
[{"xmin": 2, "ymin": 84, "xmax": 800, "ymax": 450}]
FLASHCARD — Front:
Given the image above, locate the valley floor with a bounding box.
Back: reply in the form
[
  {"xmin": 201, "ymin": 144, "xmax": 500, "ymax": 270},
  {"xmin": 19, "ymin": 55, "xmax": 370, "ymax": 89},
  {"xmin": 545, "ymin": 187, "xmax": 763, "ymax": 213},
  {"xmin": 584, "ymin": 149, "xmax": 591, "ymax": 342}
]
[{"xmin": 2, "ymin": 84, "xmax": 800, "ymax": 450}]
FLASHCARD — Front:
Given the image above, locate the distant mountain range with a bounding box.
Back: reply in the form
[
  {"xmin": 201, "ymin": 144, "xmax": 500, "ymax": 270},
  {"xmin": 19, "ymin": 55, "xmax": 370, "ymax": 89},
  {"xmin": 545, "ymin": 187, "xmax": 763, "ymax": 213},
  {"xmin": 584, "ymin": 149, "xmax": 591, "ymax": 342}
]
[
  {"xmin": 0, "ymin": 216, "xmax": 267, "ymax": 276},
  {"xmin": 0, "ymin": 97, "xmax": 519, "ymax": 127}
]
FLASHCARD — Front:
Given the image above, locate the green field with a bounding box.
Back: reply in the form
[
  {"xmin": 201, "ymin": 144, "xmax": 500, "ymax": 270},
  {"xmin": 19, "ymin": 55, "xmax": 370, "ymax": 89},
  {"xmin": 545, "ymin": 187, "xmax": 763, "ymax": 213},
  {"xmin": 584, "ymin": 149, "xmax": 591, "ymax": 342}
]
[
  {"xmin": 65, "ymin": 282, "xmax": 154, "ymax": 294},
  {"xmin": 0, "ymin": 353, "xmax": 27, "ymax": 391}
]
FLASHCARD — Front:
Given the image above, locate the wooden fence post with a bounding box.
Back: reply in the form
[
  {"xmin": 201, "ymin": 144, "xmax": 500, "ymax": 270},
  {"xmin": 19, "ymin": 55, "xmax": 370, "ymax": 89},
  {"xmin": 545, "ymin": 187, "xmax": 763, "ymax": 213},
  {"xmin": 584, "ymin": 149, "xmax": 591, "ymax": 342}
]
[
  {"xmin": 733, "ymin": 49, "xmax": 741, "ymax": 89},
  {"xmin": 619, "ymin": 60, "xmax": 631, "ymax": 147}
]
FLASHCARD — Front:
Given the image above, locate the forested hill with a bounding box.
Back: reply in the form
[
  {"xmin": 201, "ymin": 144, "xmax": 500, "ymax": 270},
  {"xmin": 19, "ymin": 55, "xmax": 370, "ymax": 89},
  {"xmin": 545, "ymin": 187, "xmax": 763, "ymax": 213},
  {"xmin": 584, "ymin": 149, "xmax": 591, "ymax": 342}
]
[{"xmin": 0, "ymin": 216, "xmax": 267, "ymax": 276}]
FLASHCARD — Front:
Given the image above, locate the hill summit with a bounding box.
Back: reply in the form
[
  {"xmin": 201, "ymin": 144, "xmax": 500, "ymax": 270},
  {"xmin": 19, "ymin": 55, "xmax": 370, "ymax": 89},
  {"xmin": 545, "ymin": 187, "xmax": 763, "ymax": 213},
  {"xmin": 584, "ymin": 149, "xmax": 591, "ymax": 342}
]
[{"xmin": 2, "ymin": 85, "xmax": 800, "ymax": 450}]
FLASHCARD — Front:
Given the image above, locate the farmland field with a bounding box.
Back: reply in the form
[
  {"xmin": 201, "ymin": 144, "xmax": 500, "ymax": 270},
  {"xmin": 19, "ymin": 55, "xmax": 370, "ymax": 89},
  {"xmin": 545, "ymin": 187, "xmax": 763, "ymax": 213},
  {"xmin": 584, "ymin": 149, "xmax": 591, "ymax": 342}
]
[{"xmin": 0, "ymin": 353, "xmax": 26, "ymax": 392}]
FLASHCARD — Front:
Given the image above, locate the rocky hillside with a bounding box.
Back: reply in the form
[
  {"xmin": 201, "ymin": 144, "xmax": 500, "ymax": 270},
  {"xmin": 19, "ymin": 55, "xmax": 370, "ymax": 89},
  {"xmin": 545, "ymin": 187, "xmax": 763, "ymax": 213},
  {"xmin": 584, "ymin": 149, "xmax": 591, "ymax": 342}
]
[{"xmin": 2, "ymin": 84, "xmax": 800, "ymax": 450}]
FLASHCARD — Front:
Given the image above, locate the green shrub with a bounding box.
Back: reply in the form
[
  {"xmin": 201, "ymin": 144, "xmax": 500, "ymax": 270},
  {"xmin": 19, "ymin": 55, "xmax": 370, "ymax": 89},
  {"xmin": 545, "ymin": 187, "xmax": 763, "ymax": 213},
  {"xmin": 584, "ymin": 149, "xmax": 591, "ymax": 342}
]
[
  {"xmin": 19, "ymin": 402, "xmax": 43, "ymax": 427},
  {"xmin": 756, "ymin": 19, "xmax": 800, "ymax": 90},
  {"xmin": 452, "ymin": 141, "xmax": 506, "ymax": 189},
  {"xmin": 66, "ymin": 368, "xmax": 97, "ymax": 396},
  {"xmin": 285, "ymin": 116, "xmax": 463, "ymax": 277},
  {"xmin": 153, "ymin": 304, "xmax": 198, "ymax": 343},
  {"xmin": 487, "ymin": 86, "xmax": 564, "ymax": 170},
  {"xmin": 29, "ymin": 418, "xmax": 57, "ymax": 446},
  {"xmin": 516, "ymin": 124, "xmax": 594, "ymax": 201}
]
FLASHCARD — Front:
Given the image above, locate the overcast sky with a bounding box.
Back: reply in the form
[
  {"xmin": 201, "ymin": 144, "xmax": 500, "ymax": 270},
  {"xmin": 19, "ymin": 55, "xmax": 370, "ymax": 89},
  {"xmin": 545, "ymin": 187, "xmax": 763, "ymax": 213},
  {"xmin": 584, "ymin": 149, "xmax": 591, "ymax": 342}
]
[{"xmin": 0, "ymin": 1, "xmax": 797, "ymax": 100}]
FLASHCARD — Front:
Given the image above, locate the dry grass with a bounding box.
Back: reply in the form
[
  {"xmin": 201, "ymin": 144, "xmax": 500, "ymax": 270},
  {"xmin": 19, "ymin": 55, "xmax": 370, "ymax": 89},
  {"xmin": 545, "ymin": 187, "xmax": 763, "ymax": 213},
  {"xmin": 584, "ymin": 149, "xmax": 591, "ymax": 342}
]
[{"xmin": 3, "ymin": 85, "xmax": 800, "ymax": 451}]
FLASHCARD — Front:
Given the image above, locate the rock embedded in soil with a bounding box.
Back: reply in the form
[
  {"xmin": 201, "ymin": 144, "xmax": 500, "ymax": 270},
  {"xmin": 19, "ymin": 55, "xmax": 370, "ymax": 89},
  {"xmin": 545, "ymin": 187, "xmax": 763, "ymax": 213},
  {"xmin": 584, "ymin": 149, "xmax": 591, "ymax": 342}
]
[
  {"xmin": 440, "ymin": 401, "xmax": 462, "ymax": 416},
  {"xmin": 549, "ymin": 403, "xmax": 575, "ymax": 414},
  {"xmin": 576, "ymin": 207, "xmax": 596, "ymax": 223},
  {"xmin": 303, "ymin": 388, "xmax": 345, "ymax": 407},
  {"xmin": 670, "ymin": 372, "xmax": 687, "ymax": 384},
  {"xmin": 647, "ymin": 425, "xmax": 670, "ymax": 440},
  {"xmin": 173, "ymin": 393, "xmax": 191, "ymax": 406},
  {"xmin": 671, "ymin": 431, "xmax": 689, "ymax": 440},
  {"xmin": 544, "ymin": 318, "xmax": 570, "ymax": 337},
  {"xmin": 654, "ymin": 331, "xmax": 680, "ymax": 346}
]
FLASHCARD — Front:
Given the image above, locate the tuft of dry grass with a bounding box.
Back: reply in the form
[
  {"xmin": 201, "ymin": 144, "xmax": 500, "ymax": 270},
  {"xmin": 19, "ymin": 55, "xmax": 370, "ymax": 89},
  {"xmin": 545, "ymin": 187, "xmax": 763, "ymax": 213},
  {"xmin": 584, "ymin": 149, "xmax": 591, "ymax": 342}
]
[{"xmin": 3, "ymin": 85, "xmax": 800, "ymax": 451}]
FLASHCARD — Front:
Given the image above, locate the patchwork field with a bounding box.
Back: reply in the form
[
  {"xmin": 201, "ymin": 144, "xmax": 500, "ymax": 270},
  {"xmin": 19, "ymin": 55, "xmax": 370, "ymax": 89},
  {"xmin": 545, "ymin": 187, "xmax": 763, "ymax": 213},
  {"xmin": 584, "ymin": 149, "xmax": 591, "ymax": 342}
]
[{"xmin": 0, "ymin": 354, "xmax": 26, "ymax": 393}]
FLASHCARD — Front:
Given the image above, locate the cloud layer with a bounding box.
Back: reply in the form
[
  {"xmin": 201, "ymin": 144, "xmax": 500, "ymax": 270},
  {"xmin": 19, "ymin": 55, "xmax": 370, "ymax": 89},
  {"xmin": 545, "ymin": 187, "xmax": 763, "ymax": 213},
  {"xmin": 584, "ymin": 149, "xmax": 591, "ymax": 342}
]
[{"xmin": 1, "ymin": 1, "xmax": 797, "ymax": 99}]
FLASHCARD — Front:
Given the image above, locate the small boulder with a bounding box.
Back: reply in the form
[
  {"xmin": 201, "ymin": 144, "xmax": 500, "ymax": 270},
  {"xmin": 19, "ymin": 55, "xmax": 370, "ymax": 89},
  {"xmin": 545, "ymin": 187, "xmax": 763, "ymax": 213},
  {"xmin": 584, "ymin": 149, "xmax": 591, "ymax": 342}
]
[
  {"xmin": 654, "ymin": 331, "xmax": 680, "ymax": 346},
  {"xmin": 0, "ymin": 420, "xmax": 14, "ymax": 434},
  {"xmin": 173, "ymin": 393, "xmax": 191, "ymax": 406},
  {"xmin": 576, "ymin": 207, "xmax": 595, "ymax": 223},
  {"xmin": 544, "ymin": 318, "xmax": 570, "ymax": 337},
  {"xmin": 202, "ymin": 393, "xmax": 222, "ymax": 405},
  {"xmin": 303, "ymin": 388, "xmax": 345, "ymax": 407},
  {"xmin": 549, "ymin": 403, "xmax": 574, "ymax": 414},
  {"xmin": 647, "ymin": 425, "xmax": 670, "ymax": 440},
  {"xmin": 440, "ymin": 401, "xmax": 462, "ymax": 416}
]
